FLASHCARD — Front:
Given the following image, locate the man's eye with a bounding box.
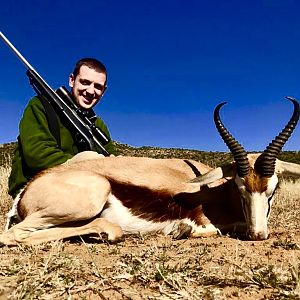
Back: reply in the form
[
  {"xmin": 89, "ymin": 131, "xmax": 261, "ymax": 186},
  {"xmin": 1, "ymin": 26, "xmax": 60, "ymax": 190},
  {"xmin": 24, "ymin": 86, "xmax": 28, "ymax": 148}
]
[
  {"xmin": 95, "ymin": 84, "xmax": 104, "ymax": 90},
  {"xmin": 80, "ymin": 80, "xmax": 90, "ymax": 85}
]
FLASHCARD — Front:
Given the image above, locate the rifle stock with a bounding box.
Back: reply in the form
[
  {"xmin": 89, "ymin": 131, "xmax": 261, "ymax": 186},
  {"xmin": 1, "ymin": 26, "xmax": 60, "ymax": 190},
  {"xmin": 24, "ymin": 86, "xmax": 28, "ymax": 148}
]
[{"xmin": 0, "ymin": 31, "xmax": 110, "ymax": 156}]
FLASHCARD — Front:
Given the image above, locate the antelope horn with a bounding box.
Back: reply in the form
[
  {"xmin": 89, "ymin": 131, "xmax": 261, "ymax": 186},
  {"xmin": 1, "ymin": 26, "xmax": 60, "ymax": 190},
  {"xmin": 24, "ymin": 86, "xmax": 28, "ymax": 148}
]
[
  {"xmin": 214, "ymin": 102, "xmax": 250, "ymax": 178},
  {"xmin": 255, "ymin": 97, "xmax": 300, "ymax": 177}
]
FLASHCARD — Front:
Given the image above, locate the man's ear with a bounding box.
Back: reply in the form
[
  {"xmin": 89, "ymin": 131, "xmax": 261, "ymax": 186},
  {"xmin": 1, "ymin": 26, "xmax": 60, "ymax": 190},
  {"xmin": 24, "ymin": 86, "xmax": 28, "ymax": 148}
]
[{"xmin": 69, "ymin": 73, "xmax": 75, "ymax": 88}]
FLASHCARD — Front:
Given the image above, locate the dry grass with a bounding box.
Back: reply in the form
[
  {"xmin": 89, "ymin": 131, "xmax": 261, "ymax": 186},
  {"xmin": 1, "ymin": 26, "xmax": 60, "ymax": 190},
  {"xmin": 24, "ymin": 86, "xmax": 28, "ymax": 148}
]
[
  {"xmin": 0, "ymin": 155, "xmax": 299, "ymax": 299},
  {"xmin": 269, "ymin": 178, "xmax": 300, "ymax": 233},
  {"xmin": 0, "ymin": 155, "xmax": 13, "ymax": 217}
]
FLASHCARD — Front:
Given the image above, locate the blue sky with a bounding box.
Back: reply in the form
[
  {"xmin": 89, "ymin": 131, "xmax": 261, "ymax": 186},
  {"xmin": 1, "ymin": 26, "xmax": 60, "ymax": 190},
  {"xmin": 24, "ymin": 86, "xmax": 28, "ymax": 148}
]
[{"xmin": 0, "ymin": 0, "xmax": 300, "ymax": 151}]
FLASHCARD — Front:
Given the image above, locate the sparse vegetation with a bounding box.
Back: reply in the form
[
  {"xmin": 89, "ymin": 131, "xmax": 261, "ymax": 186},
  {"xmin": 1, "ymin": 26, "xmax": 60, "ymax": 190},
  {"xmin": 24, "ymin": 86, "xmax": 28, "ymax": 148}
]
[
  {"xmin": 0, "ymin": 142, "xmax": 299, "ymax": 299},
  {"xmin": 0, "ymin": 152, "xmax": 12, "ymax": 217}
]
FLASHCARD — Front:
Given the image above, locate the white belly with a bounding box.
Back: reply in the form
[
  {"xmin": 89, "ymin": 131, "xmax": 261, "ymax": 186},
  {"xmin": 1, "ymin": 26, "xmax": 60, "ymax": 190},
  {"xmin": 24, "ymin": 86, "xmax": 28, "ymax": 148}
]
[{"xmin": 100, "ymin": 194, "xmax": 181, "ymax": 235}]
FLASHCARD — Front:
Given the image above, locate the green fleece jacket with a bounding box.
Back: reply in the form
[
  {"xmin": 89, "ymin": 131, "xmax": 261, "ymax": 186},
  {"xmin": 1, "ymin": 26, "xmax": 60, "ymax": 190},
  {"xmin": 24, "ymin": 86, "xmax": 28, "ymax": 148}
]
[{"xmin": 8, "ymin": 96, "xmax": 114, "ymax": 198}]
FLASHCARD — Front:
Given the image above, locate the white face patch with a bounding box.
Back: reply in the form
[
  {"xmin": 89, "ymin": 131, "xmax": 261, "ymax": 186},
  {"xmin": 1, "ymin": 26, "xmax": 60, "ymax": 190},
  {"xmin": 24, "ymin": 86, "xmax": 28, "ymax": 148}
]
[{"xmin": 235, "ymin": 174, "xmax": 278, "ymax": 240}]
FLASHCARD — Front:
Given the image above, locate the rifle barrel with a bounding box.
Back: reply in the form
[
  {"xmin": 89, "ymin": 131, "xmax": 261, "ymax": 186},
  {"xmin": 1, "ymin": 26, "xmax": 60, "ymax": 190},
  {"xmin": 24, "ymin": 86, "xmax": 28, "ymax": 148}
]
[
  {"xmin": 0, "ymin": 31, "xmax": 36, "ymax": 71},
  {"xmin": 0, "ymin": 31, "xmax": 55, "ymax": 98}
]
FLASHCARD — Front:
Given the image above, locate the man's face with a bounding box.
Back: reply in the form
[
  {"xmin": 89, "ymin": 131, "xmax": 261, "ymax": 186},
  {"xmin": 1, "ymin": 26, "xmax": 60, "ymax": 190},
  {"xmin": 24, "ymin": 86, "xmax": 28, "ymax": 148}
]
[{"xmin": 69, "ymin": 65, "xmax": 107, "ymax": 109}]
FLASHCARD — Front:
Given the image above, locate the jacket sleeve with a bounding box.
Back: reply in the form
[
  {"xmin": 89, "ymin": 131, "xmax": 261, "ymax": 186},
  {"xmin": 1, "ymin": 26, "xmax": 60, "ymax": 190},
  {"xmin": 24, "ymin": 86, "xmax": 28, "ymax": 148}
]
[{"xmin": 19, "ymin": 97, "xmax": 73, "ymax": 172}]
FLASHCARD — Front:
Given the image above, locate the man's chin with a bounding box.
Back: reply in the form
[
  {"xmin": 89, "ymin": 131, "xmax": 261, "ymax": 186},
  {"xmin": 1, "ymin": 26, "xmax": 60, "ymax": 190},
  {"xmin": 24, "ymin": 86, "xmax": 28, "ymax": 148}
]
[
  {"xmin": 78, "ymin": 99, "xmax": 95, "ymax": 109},
  {"xmin": 81, "ymin": 104, "xmax": 93, "ymax": 109}
]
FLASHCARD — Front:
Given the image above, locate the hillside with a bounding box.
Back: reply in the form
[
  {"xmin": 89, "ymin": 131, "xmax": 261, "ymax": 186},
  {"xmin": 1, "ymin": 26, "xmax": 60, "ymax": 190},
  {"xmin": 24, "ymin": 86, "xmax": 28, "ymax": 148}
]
[{"xmin": 1, "ymin": 141, "xmax": 299, "ymax": 168}]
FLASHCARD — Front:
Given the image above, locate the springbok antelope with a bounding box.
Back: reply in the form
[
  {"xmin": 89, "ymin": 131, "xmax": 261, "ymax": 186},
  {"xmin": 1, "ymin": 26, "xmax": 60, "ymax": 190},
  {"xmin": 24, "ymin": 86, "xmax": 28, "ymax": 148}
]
[{"xmin": 1, "ymin": 98, "xmax": 300, "ymax": 246}]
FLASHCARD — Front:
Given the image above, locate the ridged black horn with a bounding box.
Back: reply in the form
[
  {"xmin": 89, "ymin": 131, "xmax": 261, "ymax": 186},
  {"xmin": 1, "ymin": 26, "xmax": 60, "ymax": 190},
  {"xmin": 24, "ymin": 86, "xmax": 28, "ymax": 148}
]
[
  {"xmin": 255, "ymin": 97, "xmax": 300, "ymax": 177},
  {"xmin": 214, "ymin": 102, "xmax": 250, "ymax": 178}
]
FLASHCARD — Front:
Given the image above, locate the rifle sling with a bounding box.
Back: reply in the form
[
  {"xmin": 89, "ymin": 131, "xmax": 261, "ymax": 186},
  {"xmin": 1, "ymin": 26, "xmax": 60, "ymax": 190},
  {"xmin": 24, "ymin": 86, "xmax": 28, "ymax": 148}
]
[{"xmin": 39, "ymin": 96, "xmax": 61, "ymax": 148}]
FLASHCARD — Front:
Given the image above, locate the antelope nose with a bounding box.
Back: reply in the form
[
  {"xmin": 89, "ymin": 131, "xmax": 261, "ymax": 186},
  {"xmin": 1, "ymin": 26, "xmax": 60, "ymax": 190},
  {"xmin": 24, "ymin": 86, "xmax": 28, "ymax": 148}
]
[{"xmin": 247, "ymin": 230, "xmax": 269, "ymax": 241}]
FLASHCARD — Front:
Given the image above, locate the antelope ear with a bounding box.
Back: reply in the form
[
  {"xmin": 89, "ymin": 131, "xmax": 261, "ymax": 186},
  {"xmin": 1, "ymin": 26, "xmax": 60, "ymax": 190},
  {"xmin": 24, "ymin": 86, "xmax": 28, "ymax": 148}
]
[
  {"xmin": 189, "ymin": 162, "xmax": 236, "ymax": 185},
  {"xmin": 275, "ymin": 159, "xmax": 300, "ymax": 177}
]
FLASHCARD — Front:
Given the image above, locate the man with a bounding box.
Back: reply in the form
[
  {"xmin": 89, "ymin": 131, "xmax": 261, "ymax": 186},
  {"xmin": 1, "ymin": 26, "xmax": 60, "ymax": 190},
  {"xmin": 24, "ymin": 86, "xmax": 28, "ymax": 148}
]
[{"xmin": 8, "ymin": 58, "xmax": 114, "ymax": 202}]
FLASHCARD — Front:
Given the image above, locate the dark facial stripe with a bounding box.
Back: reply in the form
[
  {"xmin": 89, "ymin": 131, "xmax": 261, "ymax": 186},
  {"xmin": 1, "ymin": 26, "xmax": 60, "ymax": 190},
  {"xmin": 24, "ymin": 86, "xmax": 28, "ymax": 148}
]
[
  {"xmin": 267, "ymin": 184, "xmax": 278, "ymax": 218},
  {"xmin": 240, "ymin": 196, "xmax": 247, "ymax": 220}
]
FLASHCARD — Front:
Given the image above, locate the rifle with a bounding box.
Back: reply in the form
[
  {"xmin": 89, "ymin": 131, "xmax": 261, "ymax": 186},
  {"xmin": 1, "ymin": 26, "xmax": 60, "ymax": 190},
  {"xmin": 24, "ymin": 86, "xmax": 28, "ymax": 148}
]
[{"xmin": 0, "ymin": 31, "xmax": 110, "ymax": 156}]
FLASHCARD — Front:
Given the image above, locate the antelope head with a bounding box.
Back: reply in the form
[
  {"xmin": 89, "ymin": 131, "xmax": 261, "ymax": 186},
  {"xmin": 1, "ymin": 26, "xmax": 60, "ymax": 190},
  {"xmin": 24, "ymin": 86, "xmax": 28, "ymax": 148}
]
[{"xmin": 192, "ymin": 97, "xmax": 300, "ymax": 240}]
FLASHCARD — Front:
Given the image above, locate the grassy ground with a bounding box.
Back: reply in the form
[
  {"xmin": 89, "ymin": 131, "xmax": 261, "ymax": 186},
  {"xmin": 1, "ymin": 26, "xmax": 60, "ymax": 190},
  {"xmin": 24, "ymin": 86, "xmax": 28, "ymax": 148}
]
[{"xmin": 0, "ymin": 144, "xmax": 299, "ymax": 299}]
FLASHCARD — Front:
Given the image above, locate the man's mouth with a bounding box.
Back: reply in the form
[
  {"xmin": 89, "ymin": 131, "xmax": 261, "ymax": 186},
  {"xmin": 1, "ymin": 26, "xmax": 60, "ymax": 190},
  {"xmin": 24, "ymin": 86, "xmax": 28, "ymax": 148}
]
[{"xmin": 82, "ymin": 95, "xmax": 94, "ymax": 103}]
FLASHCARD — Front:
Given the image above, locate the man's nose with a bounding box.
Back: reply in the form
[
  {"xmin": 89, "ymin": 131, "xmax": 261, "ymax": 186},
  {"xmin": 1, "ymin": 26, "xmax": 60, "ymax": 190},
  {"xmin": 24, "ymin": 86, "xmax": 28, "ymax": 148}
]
[{"xmin": 86, "ymin": 84, "xmax": 95, "ymax": 94}]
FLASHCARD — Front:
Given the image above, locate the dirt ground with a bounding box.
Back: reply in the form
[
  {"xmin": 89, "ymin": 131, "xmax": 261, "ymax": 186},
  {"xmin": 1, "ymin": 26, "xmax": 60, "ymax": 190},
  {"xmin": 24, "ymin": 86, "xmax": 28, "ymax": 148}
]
[
  {"xmin": 0, "ymin": 218, "xmax": 299, "ymax": 299},
  {"xmin": 0, "ymin": 178, "xmax": 299, "ymax": 299}
]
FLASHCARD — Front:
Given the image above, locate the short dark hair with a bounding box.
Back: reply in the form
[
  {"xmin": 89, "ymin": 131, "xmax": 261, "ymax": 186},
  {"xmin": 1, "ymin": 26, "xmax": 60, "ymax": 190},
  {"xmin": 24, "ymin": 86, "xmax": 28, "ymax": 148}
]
[{"xmin": 72, "ymin": 58, "xmax": 107, "ymax": 78}]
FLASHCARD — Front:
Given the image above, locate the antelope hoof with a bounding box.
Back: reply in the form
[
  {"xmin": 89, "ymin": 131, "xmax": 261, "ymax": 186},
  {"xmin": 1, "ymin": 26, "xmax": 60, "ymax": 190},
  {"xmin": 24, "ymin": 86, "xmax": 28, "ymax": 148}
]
[
  {"xmin": 172, "ymin": 223, "xmax": 192, "ymax": 239},
  {"xmin": 107, "ymin": 225, "xmax": 124, "ymax": 242}
]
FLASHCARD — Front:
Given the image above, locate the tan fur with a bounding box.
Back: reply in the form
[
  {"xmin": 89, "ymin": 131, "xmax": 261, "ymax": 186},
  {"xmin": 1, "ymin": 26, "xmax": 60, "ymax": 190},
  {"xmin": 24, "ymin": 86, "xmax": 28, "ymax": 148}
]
[
  {"xmin": 2, "ymin": 152, "xmax": 300, "ymax": 245},
  {"xmin": 1, "ymin": 155, "xmax": 217, "ymax": 245},
  {"xmin": 244, "ymin": 169, "xmax": 269, "ymax": 193}
]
